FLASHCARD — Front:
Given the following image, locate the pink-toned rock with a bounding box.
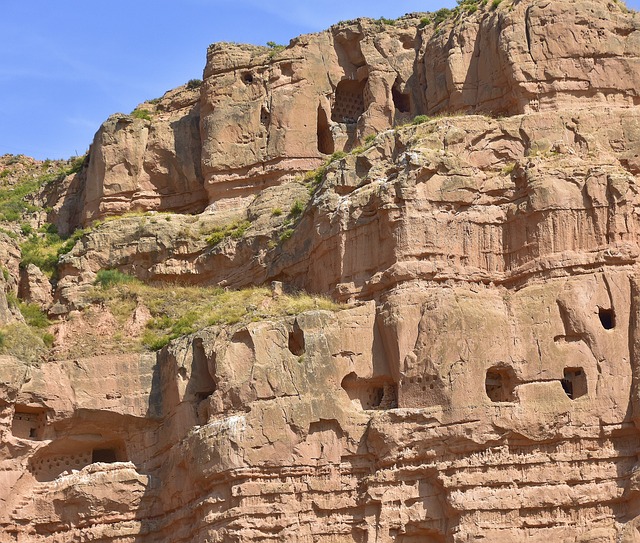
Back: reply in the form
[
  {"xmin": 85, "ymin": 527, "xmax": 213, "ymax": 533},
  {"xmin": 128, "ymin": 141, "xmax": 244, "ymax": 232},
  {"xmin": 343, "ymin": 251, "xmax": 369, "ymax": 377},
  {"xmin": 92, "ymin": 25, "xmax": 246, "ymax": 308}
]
[
  {"xmin": 18, "ymin": 264, "xmax": 52, "ymax": 309},
  {"xmin": 3, "ymin": 1, "xmax": 640, "ymax": 542}
]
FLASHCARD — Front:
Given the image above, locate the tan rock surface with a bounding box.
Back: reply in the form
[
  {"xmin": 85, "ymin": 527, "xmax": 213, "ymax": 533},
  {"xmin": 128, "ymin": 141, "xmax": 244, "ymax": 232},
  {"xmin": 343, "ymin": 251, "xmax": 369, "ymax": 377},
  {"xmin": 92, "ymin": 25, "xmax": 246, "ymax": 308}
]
[{"xmin": 3, "ymin": 1, "xmax": 640, "ymax": 542}]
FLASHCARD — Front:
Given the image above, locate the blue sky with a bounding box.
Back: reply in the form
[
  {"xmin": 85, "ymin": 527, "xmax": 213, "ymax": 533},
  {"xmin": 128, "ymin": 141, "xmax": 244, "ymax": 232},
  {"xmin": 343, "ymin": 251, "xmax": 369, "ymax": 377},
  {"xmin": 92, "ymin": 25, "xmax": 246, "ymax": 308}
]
[{"xmin": 1, "ymin": 0, "xmax": 638, "ymax": 160}]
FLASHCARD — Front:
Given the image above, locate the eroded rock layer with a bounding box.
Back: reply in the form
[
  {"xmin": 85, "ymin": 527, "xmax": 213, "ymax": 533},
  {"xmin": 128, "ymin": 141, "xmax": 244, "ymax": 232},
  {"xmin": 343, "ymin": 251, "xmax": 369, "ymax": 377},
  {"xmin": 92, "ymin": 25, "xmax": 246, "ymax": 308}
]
[{"xmin": 2, "ymin": 0, "xmax": 640, "ymax": 542}]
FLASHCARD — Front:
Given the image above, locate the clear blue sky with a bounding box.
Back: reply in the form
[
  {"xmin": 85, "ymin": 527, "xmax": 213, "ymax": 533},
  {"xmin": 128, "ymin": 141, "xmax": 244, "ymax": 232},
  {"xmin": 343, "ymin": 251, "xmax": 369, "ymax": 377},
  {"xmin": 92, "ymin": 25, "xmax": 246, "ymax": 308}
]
[{"xmin": 1, "ymin": 0, "xmax": 638, "ymax": 160}]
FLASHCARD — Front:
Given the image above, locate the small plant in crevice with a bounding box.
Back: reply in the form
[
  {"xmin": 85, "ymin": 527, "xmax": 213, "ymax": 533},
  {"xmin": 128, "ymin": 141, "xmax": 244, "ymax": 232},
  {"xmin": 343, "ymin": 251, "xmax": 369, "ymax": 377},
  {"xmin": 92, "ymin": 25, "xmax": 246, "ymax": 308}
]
[
  {"xmin": 289, "ymin": 200, "xmax": 304, "ymax": 217},
  {"xmin": 206, "ymin": 219, "xmax": 251, "ymax": 247},
  {"xmin": 278, "ymin": 228, "xmax": 294, "ymax": 243},
  {"xmin": 364, "ymin": 134, "xmax": 377, "ymax": 145}
]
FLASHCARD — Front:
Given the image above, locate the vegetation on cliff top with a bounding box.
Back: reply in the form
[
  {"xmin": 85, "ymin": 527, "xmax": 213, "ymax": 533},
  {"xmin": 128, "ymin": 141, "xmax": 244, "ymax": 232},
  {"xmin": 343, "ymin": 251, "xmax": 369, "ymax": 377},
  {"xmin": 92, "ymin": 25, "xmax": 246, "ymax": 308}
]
[{"xmin": 91, "ymin": 270, "xmax": 342, "ymax": 351}]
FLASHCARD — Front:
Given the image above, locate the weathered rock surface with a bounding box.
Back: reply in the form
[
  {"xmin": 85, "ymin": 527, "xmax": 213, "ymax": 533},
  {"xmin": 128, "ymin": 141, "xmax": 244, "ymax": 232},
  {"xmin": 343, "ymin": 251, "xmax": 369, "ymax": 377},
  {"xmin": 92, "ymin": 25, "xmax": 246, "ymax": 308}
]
[{"xmin": 3, "ymin": 0, "xmax": 640, "ymax": 542}]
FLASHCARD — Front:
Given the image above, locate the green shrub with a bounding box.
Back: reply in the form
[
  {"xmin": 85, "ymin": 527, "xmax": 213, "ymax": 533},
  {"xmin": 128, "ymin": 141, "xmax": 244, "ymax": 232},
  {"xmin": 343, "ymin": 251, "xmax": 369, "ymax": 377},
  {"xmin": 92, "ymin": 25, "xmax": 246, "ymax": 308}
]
[
  {"xmin": 271, "ymin": 207, "xmax": 283, "ymax": 217},
  {"xmin": 131, "ymin": 109, "xmax": 152, "ymax": 121},
  {"xmin": 290, "ymin": 200, "xmax": 304, "ymax": 217},
  {"xmin": 266, "ymin": 41, "xmax": 285, "ymax": 58},
  {"xmin": 328, "ymin": 151, "xmax": 347, "ymax": 163},
  {"xmin": 279, "ymin": 228, "xmax": 294, "ymax": 243},
  {"xmin": 411, "ymin": 115, "xmax": 430, "ymax": 125},
  {"xmin": 1, "ymin": 267, "xmax": 9, "ymax": 281},
  {"xmin": 95, "ymin": 269, "xmax": 138, "ymax": 289},
  {"xmin": 141, "ymin": 330, "xmax": 172, "ymax": 351},
  {"xmin": 206, "ymin": 219, "xmax": 251, "ymax": 246},
  {"xmin": 186, "ymin": 79, "xmax": 202, "ymax": 90},
  {"xmin": 18, "ymin": 302, "xmax": 49, "ymax": 329},
  {"xmin": 433, "ymin": 8, "xmax": 452, "ymax": 26},
  {"xmin": 0, "ymin": 330, "xmax": 5, "ymax": 350},
  {"xmin": 419, "ymin": 16, "xmax": 432, "ymax": 27},
  {"xmin": 20, "ymin": 234, "xmax": 62, "ymax": 276},
  {"xmin": 67, "ymin": 155, "xmax": 86, "ymax": 174},
  {"xmin": 42, "ymin": 332, "xmax": 54, "ymax": 347},
  {"xmin": 490, "ymin": 0, "xmax": 502, "ymax": 10},
  {"xmin": 377, "ymin": 17, "xmax": 396, "ymax": 25}
]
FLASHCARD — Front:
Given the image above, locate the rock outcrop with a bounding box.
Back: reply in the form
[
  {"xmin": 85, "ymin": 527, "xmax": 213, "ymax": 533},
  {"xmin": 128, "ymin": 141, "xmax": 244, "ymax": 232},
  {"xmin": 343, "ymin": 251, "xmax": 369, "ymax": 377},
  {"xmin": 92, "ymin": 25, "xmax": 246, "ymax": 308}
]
[{"xmin": 2, "ymin": 0, "xmax": 640, "ymax": 542}]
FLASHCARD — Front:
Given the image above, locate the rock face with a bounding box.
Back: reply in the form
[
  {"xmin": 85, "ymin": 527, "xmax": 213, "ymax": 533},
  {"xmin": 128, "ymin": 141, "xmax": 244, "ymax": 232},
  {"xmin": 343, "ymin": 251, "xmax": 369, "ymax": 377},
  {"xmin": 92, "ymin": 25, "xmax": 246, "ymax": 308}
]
[{"xmin": 3, "ymin": 0, "xmax": 640, "ymax": 542}]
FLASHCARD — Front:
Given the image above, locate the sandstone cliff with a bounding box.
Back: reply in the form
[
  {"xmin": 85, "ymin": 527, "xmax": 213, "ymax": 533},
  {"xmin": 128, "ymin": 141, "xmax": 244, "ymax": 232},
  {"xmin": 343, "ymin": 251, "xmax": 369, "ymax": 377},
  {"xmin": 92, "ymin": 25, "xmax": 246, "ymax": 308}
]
[{"xmin": 2, "ymin": 0, "xmax": 640, "ymax": 542}]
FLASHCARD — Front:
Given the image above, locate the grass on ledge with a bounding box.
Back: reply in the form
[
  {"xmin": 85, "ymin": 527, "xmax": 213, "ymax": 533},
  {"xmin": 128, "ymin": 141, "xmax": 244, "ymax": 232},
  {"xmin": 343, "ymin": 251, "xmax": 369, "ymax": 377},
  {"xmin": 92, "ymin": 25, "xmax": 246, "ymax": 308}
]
[{"xmin": 90, "ymin": 271, "xmax": 342, "ymax": 351}]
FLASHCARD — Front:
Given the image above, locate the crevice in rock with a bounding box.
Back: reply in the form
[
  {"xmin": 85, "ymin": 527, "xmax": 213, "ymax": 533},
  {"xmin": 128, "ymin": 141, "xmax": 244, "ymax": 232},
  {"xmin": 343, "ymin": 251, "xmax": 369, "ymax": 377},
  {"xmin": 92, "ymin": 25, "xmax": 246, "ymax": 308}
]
[{"xmin": 525, "ymin": 6, "xmax": 534, "ymax": 59}]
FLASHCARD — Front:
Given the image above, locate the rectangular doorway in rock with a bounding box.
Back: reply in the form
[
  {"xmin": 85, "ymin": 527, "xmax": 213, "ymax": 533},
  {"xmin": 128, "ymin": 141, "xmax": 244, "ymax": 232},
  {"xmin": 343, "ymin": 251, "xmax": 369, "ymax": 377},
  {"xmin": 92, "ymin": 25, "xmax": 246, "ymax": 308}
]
[{"xmin": 561, "ymin": 368, "xmax": 587, "ymax": 400}]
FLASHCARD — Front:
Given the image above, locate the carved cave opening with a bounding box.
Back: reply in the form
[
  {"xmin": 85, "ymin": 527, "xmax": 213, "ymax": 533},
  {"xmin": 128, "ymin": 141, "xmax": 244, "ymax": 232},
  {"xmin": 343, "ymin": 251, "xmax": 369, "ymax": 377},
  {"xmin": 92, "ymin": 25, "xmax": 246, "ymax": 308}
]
[
  {"xmin": 561, "ymin": 368, "xmax": 587, "ymax": 400},
  {"xmin": 392, "ymin": 79, "xmax": 411, "ymax": 114},
  {"xmin": 12, "ymin": 405, "xmax": 47, "ymax": 440},
  {"xmin": 192, "ymin": 338, "xmax": 217, "ymax": 401},
  {"xmin": 485, "ymin": 366, "xmax": 516, "ymax": 402},
  {"xmin": 242, "ymin": 72, "xmax": 254, "ymax": 84},
  {"xmin": 30, "ymin": 439, "xmax": 128, "ymax": 482},
  {"xmin": 341, "ymin": 372, "xmax": 398, "ymax": 409},
  {"xmin": 317, "ymin": 105, "xmax": 334, "ymax": 155},
  {"xmin": 598, "ymin": 307, "xmax": 615, "ymax": 330},
  {"xmin": 92, "ymin": 448, "xmax": 118, "ymax": 463},
  {"xmin": 288, "ymin": 322, "xmax": 305, "ymax": 356},
  {"xmin": 332, "ymin": 79, "xmax": 367, "ymax": 124}
]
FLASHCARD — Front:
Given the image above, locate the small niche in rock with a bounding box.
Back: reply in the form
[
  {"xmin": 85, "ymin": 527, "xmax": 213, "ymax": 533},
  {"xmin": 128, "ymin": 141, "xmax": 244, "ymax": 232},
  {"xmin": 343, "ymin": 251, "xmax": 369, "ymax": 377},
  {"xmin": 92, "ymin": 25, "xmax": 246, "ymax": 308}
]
[
  {"xmin": 561, "ymin": 368, "xmax": 587, "ymax": 400},
  {"xmin": 92, "ymin": 448, "xmax": 118, "ymax": 464},
  {"xmin": 317, "ymin": 105, "xmax": 334, "ymax": 154},
  {"xmin": 12, "ymin": 405, "xmax": 47, "ymax": 440},
  {"xmin": 485, "ymin": 366, "xmax": 516, "ymax": 402},
  {"xmin": 242, "ymin": 72, "xmax": 254, "ymax": 84},
  {"xmin": 598, "ymin": 307, "xmax": 615, "ymax": 330},
  {"xmin": 260, "ymin": 107, "xmax": 270, "ymax": 128},
  {"xmin": 288, "ymin": 323, "xmax": 305, "ymax": 356}
]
